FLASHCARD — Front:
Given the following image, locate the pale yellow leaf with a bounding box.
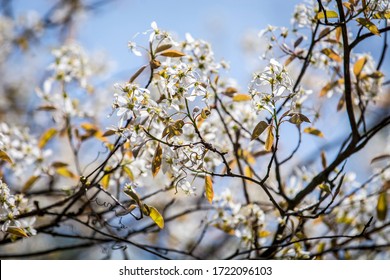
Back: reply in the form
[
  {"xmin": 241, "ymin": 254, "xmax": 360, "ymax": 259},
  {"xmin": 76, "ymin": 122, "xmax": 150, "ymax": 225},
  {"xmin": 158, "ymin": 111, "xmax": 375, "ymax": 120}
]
[{"xmin": 233, "ymin": 94, "xmax": 251, "ymax": 102}]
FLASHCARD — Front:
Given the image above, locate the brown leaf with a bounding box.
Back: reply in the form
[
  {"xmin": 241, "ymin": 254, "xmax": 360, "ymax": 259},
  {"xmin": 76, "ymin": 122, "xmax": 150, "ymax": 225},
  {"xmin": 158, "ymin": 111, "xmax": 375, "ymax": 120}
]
[
  {"xmin": 159, "ymin": 50, "xmax": 186, "ymax": 57},
  {"xmin": 151, "ymin": 144, "xmax": 162, "ymax": 177}
]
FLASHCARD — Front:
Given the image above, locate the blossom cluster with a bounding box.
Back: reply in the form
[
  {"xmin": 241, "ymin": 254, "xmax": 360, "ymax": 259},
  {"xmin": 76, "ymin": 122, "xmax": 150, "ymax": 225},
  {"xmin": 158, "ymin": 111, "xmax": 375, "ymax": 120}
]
[{"xmin": 0, "ymin": 179, "xmax": 36, "ymax": 237}]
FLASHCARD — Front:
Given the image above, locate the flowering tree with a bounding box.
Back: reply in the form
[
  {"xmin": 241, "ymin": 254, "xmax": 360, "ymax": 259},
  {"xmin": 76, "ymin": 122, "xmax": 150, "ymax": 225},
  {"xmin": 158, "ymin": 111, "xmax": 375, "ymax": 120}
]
[{"xmin": 1, "ymin": 0, "xmax": 390, "ymax": 259}]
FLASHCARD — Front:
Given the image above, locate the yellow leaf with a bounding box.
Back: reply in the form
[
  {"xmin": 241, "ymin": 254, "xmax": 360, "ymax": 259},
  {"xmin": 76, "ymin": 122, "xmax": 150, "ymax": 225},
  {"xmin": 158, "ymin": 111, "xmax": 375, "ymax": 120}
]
[
  {"xmin": 22, "ymin": 175, "xmax": 40, "ymax": 192},
  {"xmin": 377, "ymin": 191, "xmax": 388, "ymax": 221},
  {"xmin": 317, "ymin": 10, "xmax": 339, "ymax": 19},
  {"xmin": 321, "ymin": 48, "xmax": 342, "ymax": 62},
  {"xmin": 123, "ymin": 166, "xmax": 135, "ymax": 181},
  {"xmin": 319, "ymin": 183, "xmax": 332, "ymax": 195},
  {"xmin": 6, "ymin": 227, "xmax": 29, "ymax": 238},
  {"xmin": 205, "ymin": 175, "xmax": 214, "ymax": 204},
  {"xmin": 51, "ymin": 161, "xmax": 68, "ymax": 168},
  {"xmin": 304, "ymin": 127, "xmax": 324, "ymax": 138},
  {"xmin": 38, "ymin": 128, "xmax": 57, "ymax": 149},
  {"xmin": 56, "ymin": 167, "xmax": 77, "ymax": 179},
  {"xmin": 233, "ymin": 94, "xmax": 251, "ymax": 102},
  {"xmin": 244, "ymin": 166, "xmax": 253, "ymax": 179},
  {"xmin": 356, "ymin": 18, "xmax": 380, "ymax": 36},
  {"xmin": 159, "ymin": 49, "xmax": 186, "ymax": 57},
  {"xmin": 251, "ymin": 121, "xmax": 268, "ymax": 141},
  {"xmin": 353, "ymin": 57, "xmax": 367, "ymax": 77},
  {"xmin": 258, "ymin": 230, "xmax": 271, "ymax": 238},
  {"xmin": 151, "ymin": 144, "xmax": 162, "ymax": 177},
  {"xmin": 101, "ymin": 174, "xmax": 110, "ymax": 189},
  {"xmin": 149, "ymin": 206, "xmax": 164, "ymax": 229},
  {"xmin": 264, "ymin": 125, "xmax": 274, "ymax": 152},
  {"xmin": 0, "ymin": 150, "xmax": 13, "ymax": 164}
]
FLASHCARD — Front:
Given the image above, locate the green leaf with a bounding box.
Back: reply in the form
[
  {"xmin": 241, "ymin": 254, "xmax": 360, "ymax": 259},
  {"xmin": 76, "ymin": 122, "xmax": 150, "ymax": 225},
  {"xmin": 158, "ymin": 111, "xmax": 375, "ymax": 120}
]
[
  {"xmin": 264, "ymin": 125, "xmax": 274, "ymax": 152},
  {"xmin": 317, "ymin": 10, "xmax": 339, "ymax": 19},
  {"xmin": 159, "ymin": 49, "xmax": 186, "ymax": 57},
  {"xmin": 38, "ymin": 128, "xmax": 57, "ymax": 149},
  {"xmin": 0, "ymin": 150, "xmax": 13, "ymax": 164},
  {"xmin": 377, "ymin": 191, "xmax": 388, "ymax": 221},
  {"xmin": 148, "ymin": 206, "xmax": 164, "ymax": 229},
  {"xmin": 251, "ymin": 121, "xmax": 268, "ymax": 141},
  {"xmin": 232, "ymin": 94, "xmax": 251, "ymax": 102},
  {"xmin": 151, "ymin": 144, "xmax": 162, "ymax": 177},
  {"xmin": 304, "ymin": 127, "xmax": 324, "ymax": 138},
  {"xmin": 356, "ymin": 18, "xmax": 380, "ymax": 36},
  {"xmin": 205, "ymin": 175, "xmax": 214, "ymax": 204}
]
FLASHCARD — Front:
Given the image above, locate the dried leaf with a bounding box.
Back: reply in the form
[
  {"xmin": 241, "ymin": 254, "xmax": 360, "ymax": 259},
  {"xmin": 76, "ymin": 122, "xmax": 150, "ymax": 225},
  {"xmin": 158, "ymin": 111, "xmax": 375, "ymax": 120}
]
[
  {"xmin": 148, "ymin": 206, "xmax": 164, "ymax": 229},
  {"xmin": 371, "ymin": 154, "xmax": 390, "ymax": 164},
  {"xmin": 22, "ymin": 175, "xmax": 40, "ymax": 192},
  {"xmin": 264, "ymin": 125, "xmax": 274, "ymax": 152},
  {"xmin": 36, "ymin": 105, "xmax": 57, "ymax": 111},
  {"xmin": 102, "ymin": 129, "xmax": 116, "ymax": 137},
  {"xmin": 353, "ymin": 57, "xmax": 367, "ymax": 77},
  {"xmin": 205, "ymin": 175, "xmax": 214, "ymax": 204},
  {"xmin": 317, "ymin": 10, "xmax": 339, "ymax": 19},
  {"xmin": 224, "ymin": 87, "xmax": 238, "ymax": 97},
  {"xmin": 0, "ymin": 150, "xmax": 13, "ymax": 164},
  {"xmin": 38, "ymin": 128, "xmax": 57, "ymax": 149},
  {"xmin": 51, "ymin": 161, "xmax": 68, "ymax": 168},
  {"xmin": 155, "ymin": 43, "xmax": 173, "ymax": 54},
  {"xmin": 233, "ymin": 94, "xmax": 251, "ymax": 102},
  {"xmin": 151, "ymin": 144, "xmax": 162, "ymax": 177},
  {"xmin": 304, "ymin": 127, "xmax": 324, "ymax": 138},
  {"xmin": 159, "ymin": 49, "xmax": 186, "ymax": 57},
  {"xmin": 288, "ymin": 113, "xmax": 311, "ymax": 125},
  {"xmin": 377, "ymin": 191, "xmax": 388, "ymax": 221},
  {"xmin": 294, "ymin": 36, "xmax": 304, "ymax": 48},
  {"xmin": 356, "ymin": 18, "xmax": 380, "ymax": 36},
  {"xmin": 321, "ymin": 48, "xmax": 342, "ymax": 62},
  {"xmin": 321, "ymin": 151, "xmax": 327, "ymax": 169},
  {"xmin": 251, "ymin": 121, "xmax": 268, "ymax": 141},
  {"xmin": 129, "ymin": 65, "xmax": 147, "ymax": 83}
]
